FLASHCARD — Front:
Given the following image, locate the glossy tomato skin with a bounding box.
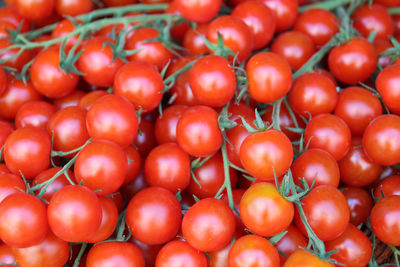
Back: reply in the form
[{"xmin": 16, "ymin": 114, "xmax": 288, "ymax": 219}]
[
  {"xmin": 0, "ymin": 66, "xmax": 6, "ymax": 95},
  {"xmin": 374, "ymin": 175, "xmax": 400, "ymax": 199},
  {"xmin": 124, "ymin": 145, "xmax": 142, "ymax": 185},
  {"xmin": 86, "ymin": 94, "xmax": 138, "ymax": 147},
  {"xmin": 145, "ymin": 143, "xmax": 191, "ymax": 193},
  {"xmin": 0, "ymin": 39, "xmax": 33, "ymax": 71},
  {"xmin": 334, "ymin": 86, "xmax": 382, "ymax": 136},
  {"xmin": 183, "ymin": 24, "xmax": 209, "ymax": 56},
  {"xmin": 134, "ymin": 119, "xmax": 158, "ymax": 157},
  {"xmin": 240, "ymin": 182, "xmax": 294, "ymax": 237},
  {"xmin": 47, "ymin": 185, "xmax": 102, "ymax": 242},
  {"xmin": 155, "ymin": 105, "xmax": 188, "ymax": 144},
  {"xmin": 0, "ymin": 244, "xmax": 15, "ymax": 266},
  {"xmin": 33, "ymin": 167, "xmax": 73, "ymax": 202},
  {"xmin": 240, "ymin": 129, "xmax": 293, "ymax": 180},
  {"xmin": 221, "ymin": 189, "xmax": 247, "ymax": 236},
  {"xmin": 339, "ymin": 138, "xmax": 382, "ymax": 187},
  {"xmin": 0, "ymin": 193, "xmax": 48, "ymax": 248},
  {"xmin": 176, "ymin": 105, "xmax": 222, "ymax": 157},
  {"xmin": 86, "ymin": 242, "xmax": 145, "ymax": 267},
  {"xmin": 0, "ymin": 173, "xmax": 26, "ymax": 203},
  {"xmin": 328, "ymin": 37, "xmax": 377, "ymax": 85},
  {"xmin": 130, "ymin": 238, "xmax": 162, "ymax": 267},
  {"xmin": 260, "ymin": 0, "xmax": 298, "ymax": 32},
  {"xmin": 189, "ymin": 55, "xmax": 236, "ymax": 107},
  {"xmin": 16, "ymin": 0, "xmax": 54, "ymax": 22},
  {"xmin": 226, "ymin": 121, "xmax": 253, "ymax": 168},
  {"xmin": 294, "ymin": 8, "xmax": 339, "ymax": 47},
  {"xmin": 376, "ymin": 64, "xmax": 400, "ymax": 114},
  {"xmin": 288, "ymin": 72, "xmax": 338, "ymax": 117},
  {"xmin": 342, "ymin": 187, "xmax": 373, "ymax": 226},
  {"xmin": 53, "ymin": 90, "xmax": 85, "ymax": 110},
  {"xmin": 0, "ymin": 121, "xmax": 14, "ymax": 159},
  {"xmin": 15, "ymin": 101, "xmax": 56, "ymax": 130},
  {"xmin": 155, "ymin": 241, "xmax": 208, "ymax": 267},
  {"xmin": 304, "ymin": 114, "xmax": 351, "ymax": 161},
  {"xmin": 126, "ymin": 187, "xmax": 182, "ymax": 245},
  {"xmin": 207, "ymin": 15, "xmax": 253, "ymax": 62},
  {"xmin": 294, "ymin": 185, "xmax": 350, "ymax": 241},
  {"xmin": 78, "ymin": 90, "xmax": 109, "ymax": 111},
  {"xmin": 352, "ymin": 4, "xmax": 394, "ymax": 41},
  {"xmin": 246, "ymin": 52, "xmax": 292, "ymax": 103},
  {"xmin": 166, "ymin": 1, "xmax": 190, "ymax": 40},
  {"xmin": 4, "ymin": 127, "xmax": 51, "ymax": 179},
  {"xmin": 291, "ymin": 148, "xmax": 340, "ymax": 188},
  {"xmin": 114, "ymin": 61, "xmax": 164, "ymax": 112},
  {"xmin": 51, "ymin": 19, "xmax": 81, "ymax": 50},
  {"xmin": 275, "ymin": 225, "xmax": 307, "ymax": 265},
  {"xmin": 12, "ymin": 231, "xmax": 69, "ymax": 267},
  {"xmin": 56, "ymin": 0, "xmax": 93, "ymax": 16},
  {"xmin": 182, "ymin": 198, "xmax": 235, "ymax": 252},
  {"xmin": 175, "ymin": 0, "xmax": 221, "ymax": 23},
  {"xmin": 284, "ymin": 250, "xmax": 334, "ymax": 267},
  {"xmin": 232, "ymin": 1, "xmax": 276, "ymax": 50},
  {"xmin": 74, "ymin": 139, "xmax": 128, "ymax": 196},
  {"xmin": 0, "ymin": 6, "xmax": 31, "ymax": 33},
  {"xmin": 78, "ymin": 37, "xmax": 123, "ymax": 87},
  {"xmin": 363, "ymin": 115, "xmax": 400, "ymax": 166},
  {"xmin": 271, "ymin": 31, "xmax": 315, "ymax": 70}
]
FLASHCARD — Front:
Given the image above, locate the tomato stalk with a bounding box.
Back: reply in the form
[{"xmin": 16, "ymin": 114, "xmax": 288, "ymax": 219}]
[
  {"xmin": 73, "ymin": 243, "xmax": 88, "ymax": 267},
  {"xmin": 388, "ymin": 7, "xmax": 400, "ymax": 15},
  {"xmin": 221, "ymin": 140, "xmax": 235, "ymax": 209},
  {"xmin": 163, "ymin": 60, "xmax": 197, "ymax": 93},
  {"xmin": 299, "ymin": 0, "xmax": 353, "ymax": 12}
]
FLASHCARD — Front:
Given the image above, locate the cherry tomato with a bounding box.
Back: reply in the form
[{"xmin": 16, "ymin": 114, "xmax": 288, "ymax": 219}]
[
  {"xmin": 260, "ymin": 0, "xmax": 298, "ymax": 32},
  {"xmin": 4, "ymin": 127, "xmax": 51, "ymax": 179},
  {"xmin": 375, "ymin": 39, "xmax": 392, "ymax": 68},
  {"xmin": 31, "ymin": 46, "xmax": 79, "ymax": 99},
  {"xmin": 86, "ymin": 242, "xmax": 144, "ymax": 267},
  {"xmin": 183, "ymin": 24, "xmax": 209, "ymax": 56},
  {"xmin": 16, "ymin": 0, "xmax": 54, "ymax": 22},
  {"xmin": 86, "ymin": 94, "xmax": 138, "ymax": 147},
  {"xmin": 226, "ymin": 118, "xmax": 254, "ymax": 168},
  {"xmin": 221, "ymin": 189, "xmax": 246, "ymax": 236},
  {"xmin": 0, "ymin": 193, "xmax": 48, "ymax": 248},
  {"xmin": 51, "ymin": 19, "xmax": 81, "ymax": 50},
  {"xmin": 271, "ymin": 31, "xmax": 315, "ymax": 70},
  {"xmin": 0, "ymin": 6, "xmax": 31, "ymax": 33},
  {"xmin": 0, "ymin": 39, "xmax": 33, "ymax": 71},
  {"xmin": 155, "ymin": 105, "xmax": 188, "ymax": 144},
  {"xmin": 175, "ymin": 0, "xmax": 222, "ymax": 23},
  {"xmin": 229, "ymin": 235, "xmax": 280, "ymax": 267},
  {"xmin": 53, "ymin": 90, "xmax": 85, "ymax": 110},
  {"xmin": 155, "ymin": 241, "xmax": 208, "ymax": 267},
  {"xmin": 328, "ymin": 37, "xmax": 377, "ymax": 85},
  {"xmin": 363, "ymin": 114, "xmax": 400, "ymax": 166},
  {"xmin": 0, "ymin": 120, "xmax": 14, "ymax": 159},
  {"xmin": 342, "ymin": 187, "xmax": 373, "ymax": 226},
  {"xmin": 284, "ymin": 250, "xmax": 334, "ymax": 267},
  {"xmin": 55, "ymin": 0, "xmax": 93, "ymax": 17},
  {"xmin": 126, "ymin": 187, "xmax": 182, "ymax": 245},
  {"xmin": 130, "ymin": 238, "xmax": 162, "ymax": 267},
  {"xmin": 47, "ymin": 185, "xmax": 102, "ymax": 242},
  {"xmin": 240, "ymin": 182, "xmax": 294, "ymax": 237},
  {"xmin": 78, "ymin": 90, "xmax": 109, "ymax": 111},
  {"xmin": 182, "ymin": 198, "xmax": 235, "ymax": 252},
  {"xmin": 33, "ymin": 167, "xmax": 73, "ymax": 202},
  {"xmin": 376, "ymin": 64, "xmax": 400, "ymax": 115},
  {"xmin": 103, "ymin": 0, "xmax": 137, "ymax": 6},
  {"xmin": 15, "ymin": 101, "xmax": 56, "ymax": 129},
  {"xmin": 0, "ymin": 67, "xmax": 6, "ymax": 96},
  {"xmin": 240, "ymin": 129, "xmax": 293, "ymax": 180},
  {"xmin": 275, "ymin": 225, "xmax": 307, "ymax": 265},
  {"xmin": 124, "ymin": 145, "xmax": 142, "ymax": 185},
  {"xmin": 165, "ymin": 1, "xmax": 190, "ymax": 40},
  {"xmin": 0, "ymin": 173, "xmax": 26, "ymax": 203},
  {"xmin": 374, "ymin": 175, "xmax": 400, "ymax": 199},
  {"xmin": 246, "ymin": 52, "xmax": 292, "ymax": 103},
  {"xmin": 0, "ymin": 244, "xmax": 14, "ymax": 266}
]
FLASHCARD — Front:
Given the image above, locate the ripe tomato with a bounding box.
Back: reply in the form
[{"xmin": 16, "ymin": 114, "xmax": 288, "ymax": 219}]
[
  {"xmin": 31, "ymin": 46, "xmax": 79, "ymax": 99},
  {"xmin": 176, "ymin": 105, "xmax": 222, "ymax": 157},
  {"xmin": 189, "ymin": 55, "xmax": 236, "ymax": 107},
  {"xmin": 240, "ymin": 182, "xmax": 294, "ymax": 237},
  {"xmin": 47, "ymin": 185, "xmax": 102, "ymax": 242},
  {"xmin": 0, "ymin": 244, "xmax": 14, "ymax": 266},
  {"xmin": 175, "ymin": 0, "xmax": 222, "ymax": 23},
  {"xmin": 114, "ymin": 61, "xmax": 164, "ymax": 112},
  {"xmin": 124, "ymin": 145, "xmax": 142, "ymax": 185},
  {"xmin": 182, "ymin": 198, "xmax": 235, "ymax": 252},
  {"xmin": 0, "ymin": 67, "xmax": 6, "ymax": 96},
  {"xmin": 15, "ymin": 101, "xmax": 56, "ymax": 129},
  {"xmin": 328, "ymin": 37, "xmax": 377, "ymax": 85},
  {"xmin": 155, "ymin": 241, "xmax": 208, "ymax": 267},
  {"xmin": 231, "ymin": 1, "xmax": 276, "ymax": 50},
  {"xmin": 86, "ymin": 94, "xmax": 138, "ymax": 147},
  {"xmin": 126, "ymin": 187, "xmax": 182, "ymax": 245},
  {"xmin": 55, "ymin": 0, "xmax": 93, "ymax": 16},
  {"xmin": 134, "ymin": 119, "xmax": 158, "ymax": 157},
  {"xmin": 226, "ymin": 118, "xmax": 254, "ymax": 168},
  {"xmin": 16, "ymin": 0, "xmax": 54, "ymax": 22},
  {"xmin": 145, "ymin": 143, "xmax": 191, "ymax": 193},
  {"xmin": 288, "ymin": 72, "xmax": 338, "ymax": 117},
  {"xmin": 260, "ymin": 0, "xmax": 298, "ymax": 32},
  {"xmin": 271, "ymin": 31, "xmax": 315, "ymax": 70},
  {"xmin": 155, "ymin": 105, "xmax": 188, "ymax": 144},
  {"xmin": 86, "ymin": 242, "xmax": 144, "ymax": 267},
  {"xmin": 352, "ymin": 4, "xmax": 394, "ymax": 41},
  {"xmin": 0, "ymin": 173, "xmax": 26, "ymax": 203},
  {"xmin": 240, "ymin": 129, "xmax": 293, "ymax": 180},
  {"xmin": 294, "ymin": 8, "xmax": 340, "ymax": 47},
  {"xmin": 275, "ymin": 225, "xmax": 307, "ymax": 265},
  {"xmin": 246, "ymin": 52, "xmax": 292, "ymax": 103},
  {"xmin": 51, "ymin": 19, "xmax": 81, "ymax": 50},
  {"xmin": 130, "ymin": 238, "xmax": 162, "ymax": 267},
  {"xmin": 283, "ymin": 250, "xmax": 334, "ymax": 267},
  {"xmin": 74, "ymin": 139, "xmax": 128, "ymax": 196},
  {"xmin": 78, "ymin": 37, "xmax": 124, "ymax": 88},
  {"xmin": 0, "ymin": 120, "xmax": 14, "ymax": 157},
  {"xmin": 33, "ymin": 167, "xmax": 73, "ymax": 202},
  {"xmin": 0, "ymin": 193, "xmax": 48, "ymax": 248},
  {"xmin": 374, "ymin": 175, "xmax": 400, "ymax": 199},
  {"xmin": 363, "ymin": 114, "xmax": 400, "ymax": 166},
  {"xmin": 207, "ymin": 15, "xmax": 253, "ymax": 62},
  {"xmin": 294, "ymin": 185, "xmax": 350, "ymax": 241},
  {"xmin": 78, "ymin": 90, "xmax": 109, "ymax": 111},
  {"xmin": 229, "ymin": 235, "xmax": 280, "ymax": 267},
  {"xmin": 376, "ymin": 64, "xmax": 400, "ymax": 115},
  {"xmin": 342, "ymin": 187, "xmax": 373, "ymax": 226},
  {"xmin": 166, "ymin": 2, "xmax": 190, "ymax": 40},
  {"xmin": 222, "ymin": 189, "xmax": 247, "ymax": 235},
  {"xmin": 183, "ymin": 24, "xmax": 209, "ymax": 56},
  {"xmin": 0, "ymin": 6, "xmax": 31, "ymax": 33},
  {"xmin": 53, "ymin": 90, "xmax": 85, "ymax": 110},
  {"xmin": 304, "ymin": 114, "xmax": 351, "ymax": 161},
  {"xmin": 0, "ymin": 39, "xmax": 33, "ymax": 71},
  {"xmin": 4, "ymin": 127, "xmax": 51, "ymax": 179},
  {"xmin": 12, "ymin": 231, "xmax": 69, "ymax": 267}
]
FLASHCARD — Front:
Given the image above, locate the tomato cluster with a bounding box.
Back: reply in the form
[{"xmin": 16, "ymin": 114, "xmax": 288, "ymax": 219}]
[{"xmin": 0, "ymin": 0, "xmax": 400, "ymax": 266}]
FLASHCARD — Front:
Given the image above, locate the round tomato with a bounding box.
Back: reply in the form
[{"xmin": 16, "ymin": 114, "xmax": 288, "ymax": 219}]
[
  {"xmin": 155, "ymin": 241, "xmax": 208, "ymax": 267},
  {"xmin": 275, "ymin": 225, "xmax": 307, "ymax": 265},
  {"xmin": 15, "ymin": 101, "xmax": 56, "ymax": 130},
  {"xmin": 16, "ymin": 0, "xmax": 54, "ymax": 22},
  {"xmin": 284, "ymin": 250, "xmax": 333, "ymax": 267},
  {"xmin": 33, "ymin": 167, "xmax": 73, "ymax": 202},
  {"xmin": 86, "ymin": 242, "xmax": 144, "ymax": 267},
  {"xmin": 374, "ymin": 175, "xmax": 400, "ymax": 199},
  {"xmin": 155, "ymin": 105, "xmax": 188, "ymax": 144},
  {"xmin": 376, "ymin": 64, "xmax": 400, "ymax": 115},
  {"xmin": 175, "ymin": 0, "xmax": 221, "ymax": 23},
  {"xmin": 55, "ymin": 0, "xmax": 93, "ymax": 16},
  {"xmin": 342, "ymin": 187, "xmax": 373, "ymax": 226},
  {"xmin": 260, "ymin": 0, "xmax": 298, "ymax": 32},
  {"xmin": 0, "ymin": 173, "xmax": 26, "ymax": 203},
  {"xmin": 183, "ymin": 24, "xmax": 209, "ymax": 56}
]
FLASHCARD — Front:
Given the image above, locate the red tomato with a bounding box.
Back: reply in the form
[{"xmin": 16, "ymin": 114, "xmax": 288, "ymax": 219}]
[
  {"xmin": 0, "ymin": 6, "xmax": 31, "ymax": 33},
  {"xmin": 342, "ymin": 187, "xmax": 373, "ymax": 226},
  {"xmin": 4, "ymin": 127, "xmax": 51, "ymax": 179},
  {"xmin": 78, "ymin": 90, "xmax": 109, "ymax": 111},
  {"xmin": 0, "ymin": 39, "xmax": 33, "ymax": 71},
  {"xmin": 271, "ymin": 31, "xmax": 315, "ymax": 70},
  {"xmin": 232, "ymin": 1, "xmax": 276, "ymax": 50},
  {"xmin": 31, "ymin": 47, "xmax": 79, "ymax": 99},
  {"xmin": 175, "ymin": 0, "xmax": 222, "ymax": 23},
  {"xmin": 103, "ymin": 0, "xmax": 137, "ymax": 6},
  {"xmin": 48, "ymin": 185, "xmax": 102, "ymax": 242},
  {"xmin": 86, "ymin": 242, "xmax": 144, "ymax": 267},
  {"xmin": 246, "ymin": 52, "xmax": 292, "ymax": 103},
  {"xmin": 15, "ymin": 101, "xmax": 56, "ymax": 129},
  {"xmin": 86, "ymin": 94, "xmax": 138, "ymax": 147},
  {"xmin": 259, "ymin": 0, "xmax": 298, "ymax": 32},
  {"xmin": 304, "ymin": 114, "xmax": 351, "ymax": 161},
  {"xmin": 229, "ymin": 235, "xmax": 280, "ymax": 267},
  {"xmin": 55, "ymin": 0, "xmax": 93, "ymax": 16},
  {"xmin": 374, "ymin": 175, "xmax": 400, "ymax": 199},
  {"xmin": 155, "ymin": 241, "xmax": 208, "ymax": 267},
  {"xmin": 0, "ymin": 244, "xmax": 15, "ymax": 266},
  {"xmin": 0, "ymin": 66, "xmax": 6, "ymax": 96},
  {"xmin": 240, "ymin": 129, "xmax": 293, "ymax": 180},
  {"xmin": 376, "ymin": 64, "xmax": 400, "ymax": 115},
  {"xmin": 183, "ymin": 24, "xmax": 209, "ymax": 56},
  {"xmin": 226, "ymin": 118, "xmax": 254, "ymax": 168},
  {"xmin": 182, "ymin": 198, "xmax": 235, "ymax": 252},
  {"xmin": 130, "ymin": 238, "xmax": 162, "ymax": 267},
  {"xmin": 275, "ymin": 225, "xmax": 307, "ymax": 265},
  {"xmin": 155, "ymin": 105, "xmax": 188, "ymax": 144},
  {"xmin": 0, "ymin": 173, "xmax": 26, "ymax": 203},
  {"xmin": 0, "ymin": 120, "xmax": 14, "ymax": 158},
  {"xmin": 165, "ymin": 1, "xmax": 190, "ymax": 40},
  {"xmin": 375, "ymin": 0, "xmax": 400, "ymax": 6},
  {"xmin": 0, "ymin": 193, "xmax": 48, "ymax": 248},
  {"xmin": 53, "ymin": 90, "xmax": 85, "ymax": 110},
  {"xmin": 221, "ymin": 189, "xmax": 247, "ymax": 236},
  {"xmin": 33, "ymin": 167, "xmax": 73, "ymax": 202},
  {"xmin": 16, "ymin": 0, "xmax": 54, "ymax": 22},
  {"xmin": 51, "ymin": 19, "xmax": 81, "ymax": 50},
  {"xmin": 375, "ymin": 39, "xmax": 392, "ymax": 68},
  {"xmin": 328, "ymin": 37, "xmax": 377, "ymax": 85},
  {"xmin": 124, "ymin": 145, "xmax": 142, "ymax": 185},
  {"xmin": 284, "ymin": 250, "xmax": 334, "ymax": 267},
  {"xmin": 363, "ymin": 114, "xmax": 400, "ymax": 166},
  {"xmin": 240, "ymin": 182, "xmax": 294, "ymax": 237},
  {"xmin": 126, "ymin": 187, "xmax": 182, "ymax": 245}
]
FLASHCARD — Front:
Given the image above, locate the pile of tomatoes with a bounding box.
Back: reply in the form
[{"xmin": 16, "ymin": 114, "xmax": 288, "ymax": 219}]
[{"xmin": 1, "ymin": 0, "xmax": 400, "ymax": 266}]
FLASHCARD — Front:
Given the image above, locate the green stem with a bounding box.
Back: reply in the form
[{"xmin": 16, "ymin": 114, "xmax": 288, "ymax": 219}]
[
  {"xmin": 51, "ymin": 138, "xmax": 93, "ymax": 157},
  {"xmin": 388, "ymin": 7, "xmax": 400, "ymax": 15},
  {"xmin": 283, "ymin": 97, "xmax": 300, "ymax": 129},
  {"xmin": 221, "ymin": 141, "xmax": 235, "ymax": 209},
  {"xmin": 163, "ymin": 60, "xmax": 197, "ymax": 92},
  {"xmin": 73, "ymin": 243, "xmax": 87, "ymax": 267},
  {"xmin": 272, "ymin": 99, "xmax": 282, "ymax": 131},
  {"xmin": 299, "ymin": 0, "xmax": 352, "ymax": 12}
]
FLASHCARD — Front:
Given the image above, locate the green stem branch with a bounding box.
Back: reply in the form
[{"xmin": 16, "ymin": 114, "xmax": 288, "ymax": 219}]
[
  {"xmin": 73, "ymin": 243, "xmax": 87, "ymax": 267},
  {"xmin": 221, "ymin": 141, "xmax": 235, "ymax": 209},
  {"xmin": 299, "ymin": 0, "xmax": 352, "ymax": 12}
]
